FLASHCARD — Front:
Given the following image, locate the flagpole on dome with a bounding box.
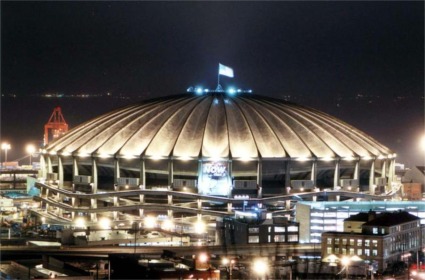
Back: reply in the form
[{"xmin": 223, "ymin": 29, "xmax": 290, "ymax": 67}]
[
  {"xmin": 216, "ymin": 63, "xmax": 222, "ymax": 92},
  {"xmin": 216, "ymin": 63, "xmax": 234, "ymax": 92}
]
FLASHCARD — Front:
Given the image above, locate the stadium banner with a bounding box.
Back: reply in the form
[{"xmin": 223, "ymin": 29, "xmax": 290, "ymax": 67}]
[{"xmin": 198, "ymin": 161, "xmax": 231, "ymax": 196}]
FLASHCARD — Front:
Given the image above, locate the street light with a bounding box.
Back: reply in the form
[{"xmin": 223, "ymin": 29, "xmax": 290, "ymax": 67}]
[
  {"xmin": 252, "ymin": 258, "xmax": 268, "ymax": 280},
  {"xmin": 341, "ymin": 256, "xmax": 351, "ymax": 280},
  {"xmin": 420, "ymin": 134, "xmax": 425, "ymax": 152},
  {"xmin": 1, "ymin": 143, "xmax": 11, "ymax": 165},
  {"xmin": 341, "ymin": 255, "xmax": 362, "ymax": 280},
  {"xmin": 26, "ymin": 144, "xmax": 36, "ymax": 165},
  {"xmin": 222, "ymin": 257, "xmax": 235, "ymax": 279}
]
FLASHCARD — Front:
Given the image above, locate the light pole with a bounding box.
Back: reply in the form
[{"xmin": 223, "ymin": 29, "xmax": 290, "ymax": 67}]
[
  {"xmin": 222, "ymin": 257, "xmax": 235, "ymax": 279},
  {"xmin": 26, "ymin": 144, "xmax": 36, "ymax": 166},
  {"xmin": 341, "ymin": 256, "xmax": 351, "ymax": 280},
  {"xmin": 1, "ymin": 143, "xmax": 11, "ymax": 166}
]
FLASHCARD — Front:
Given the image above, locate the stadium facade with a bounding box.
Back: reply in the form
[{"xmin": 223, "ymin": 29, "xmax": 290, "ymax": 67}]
[{"xmin": 36, "ymin": 92, "xmax": 397, "ymax": 226}]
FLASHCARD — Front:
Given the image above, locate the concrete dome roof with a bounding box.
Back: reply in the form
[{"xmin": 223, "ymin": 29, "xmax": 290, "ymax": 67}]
[{"xmin": 45, "ymin": 93, "xmax": 393, "ymax": 160}]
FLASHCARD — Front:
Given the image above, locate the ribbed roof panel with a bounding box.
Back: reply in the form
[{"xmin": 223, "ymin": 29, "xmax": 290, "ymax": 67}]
[{"xmin": 45, "ymin": 93, "xmax": 393, "ymax": 160}]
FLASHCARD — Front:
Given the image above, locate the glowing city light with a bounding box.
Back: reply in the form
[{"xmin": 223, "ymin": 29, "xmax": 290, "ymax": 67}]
[
  {"xmin": 144, "ymin": 216, "xmax": 156, "ymax": 229},
  {"xmin": 98, "ymin": 217, "xmax": 111, "ymax": 229}
]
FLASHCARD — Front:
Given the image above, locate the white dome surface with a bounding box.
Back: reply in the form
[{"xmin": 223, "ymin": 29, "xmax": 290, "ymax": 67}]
[{"xmin": 45, "ymin": 93, "xmax": 392, "ymax": 160}]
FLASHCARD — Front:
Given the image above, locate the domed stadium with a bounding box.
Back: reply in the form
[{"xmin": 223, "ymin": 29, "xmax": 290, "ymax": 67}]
[{"xmin": 37, "ymin": 92, "xmax": 396, "ymax": 224}]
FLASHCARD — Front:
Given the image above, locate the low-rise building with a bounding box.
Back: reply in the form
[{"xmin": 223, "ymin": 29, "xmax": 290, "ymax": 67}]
[
  {"xmin": 217, "ymin": 211, "xmax": 299, "ymax": 245},
  {"xmin": 321, "ymin": 211, "xmax": 425, "ymax": 272}
]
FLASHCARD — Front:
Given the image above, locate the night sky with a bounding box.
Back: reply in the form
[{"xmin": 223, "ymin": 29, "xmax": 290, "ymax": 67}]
[{"xmin": 1, "ymin": 1, "xmax": 424, "ymax": 166}]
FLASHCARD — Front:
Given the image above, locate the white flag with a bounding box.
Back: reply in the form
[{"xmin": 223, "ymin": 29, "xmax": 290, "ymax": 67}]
[{"xmin": 219, "ymin": 63, "xmax": 234, "ymax": 78}]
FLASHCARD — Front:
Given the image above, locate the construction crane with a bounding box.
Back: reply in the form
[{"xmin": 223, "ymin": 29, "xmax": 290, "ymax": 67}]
[{"xmin": 44, "ymin": 106, "xmax": 68, "ymax": 146}]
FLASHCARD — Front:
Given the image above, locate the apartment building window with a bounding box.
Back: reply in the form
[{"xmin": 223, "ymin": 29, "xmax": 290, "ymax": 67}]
[
  {"xmin": 248, "ymin": 236, "xmax": 259, "ymax": 243},
  {"xmin": 335, "ymin": 248, "xmax": 340, "ymax": 254},
  {"xmin": 372, "ymin": 240, "xmax": 378, "ymax": 247},
  {"xmin": 365, "ymin": 240, "xmax": 370, "ymax": 247},
  {"xmin": 373, "ymin": 227, "xmax": 378, "ymax": 234},
  {"xmin": 357, "ymin": 239, "xmax": 362, "ymax": 247},
  {"xmin": 274, "ymin": 235, "xmax": 285, "ymax": 242},
  {"xmin": 357, "ymin": 249, "xmax": 362, "ymax": 256},
  {"xmin": 372, "ymin": 249, "xmax": 378, "ymax": 256},
  {"xmin": 327, "ymin": 247, "xmax": 333, "ymax": 254},
  {"xmin": 335, "ymin": 238, "xmax": 340, "ymax": 245},
  {"xmin": 288, "ymin": 226, "xmax": 298, "ymax": 232},
  {"xmin": 249, "ymin": 227, "xmax": 259, "ymax": 233},
  {"xmin": 327, "ymin": 238, "xmax": 332, "ymax": 245},
  {"xmin": 349, "ymin": 248, "xmax": 355, "ymax": 255},
  {"xmin": 342, "ymin": 239, "xmax": 347, "ymax": 245},
  {"xmin": 365, "ymin": 249, "xmax": 370, "ymax": 256},
  {"xmin": 287, "ymin": 235, "xmax": 298, "ymax": 242},
  {"xmin": 275, "ymin": 227, "xmax": 285, "ymax": 233},
  {"xmin": 350, "ymin": 239, "xmax": 354, "ymax": 246},
  {"xmin": 342, "ymin": 248, "xmax": 347, "ymax": 255}
]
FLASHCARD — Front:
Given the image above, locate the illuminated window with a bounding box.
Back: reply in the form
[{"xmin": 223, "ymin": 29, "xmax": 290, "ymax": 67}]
[
  {"xmin": 350, "ymin": 239, "xmax": 354, "ymax": 245},
  {"xmin": 327, "ymin": 247, "xmax": 333, "ymax": 254},
  {"xmin": 288, "ymin": 226, "xmax": 298, "ymax": 232},
  {"xmin": 287, "ymin": 235, "xmax": 298, "ymax": 242},
  {"xmin": 275, "ymin": 227, "xmax": 285, "ymax": 233},
  {"xmin": 365, "ymin": 249, "xmax": 370, "ymax": 256},
  {"xmin": 274, "ymin": 235, "xmax": 285, "ymax": 242},
  {"xmin": 373, "ymin": 227, "xmax": 378, "ymax": 234},
  {"xmin": 249, "ymin": 227, "xmax": 259, "ymax": 233},
  {"xmin": 327, "ymin": 238, "xmax": 332, "ymax": 245},
  {"xmin": 357, "ymin": 249, "xmax": 362, "ymax": 256},
  {"xmin": 349, "ymin": 248, "xmax": 355, "ymax": 255},
  {"xmin": 357, "ymin": 239, "xmax": 362, "ymax": 247},
  {"xmin": 372, "ymin": 249, "xmax": 378, "ymax": 256},
  {"xmin": 372, "ymin": 240, "xmax": 378, "ymax": 247},
  {"xmin": 365, "ymin": 240, "xmax": 370, "ymax": 247},
  {"xmin": 248, "ymin": 236, "xmax": 259, "ymax": 243}
]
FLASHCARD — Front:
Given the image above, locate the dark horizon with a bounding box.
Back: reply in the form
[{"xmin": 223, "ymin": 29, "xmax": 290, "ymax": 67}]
[{"xmin": 1, "ymin": 1, "xmax": 424, "ymax": 167}]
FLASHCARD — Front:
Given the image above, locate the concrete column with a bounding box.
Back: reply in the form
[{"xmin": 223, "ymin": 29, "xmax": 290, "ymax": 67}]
[
  {"xmin": 285, "ymin": 160, "xmax": 291, "ymax": 188},
  {"xmin": 139, "ymin": 194, "xmax": 144, "ymax": 203},
  {"xmin": 333, "ymin": 159, "xmax": 340, "ymax": 189},
  {"xmin": 381, "ymin": 159, "xmax": 387, "ymax": 181},
  {"xmin": 113, "ymin": 211, "xmax": 118, "ymax": 221},
  {"xmin": 114, "ymin": 158, "xmax": 120, "ymax": 185},
  {"xmin": 140, "ymin": 158, "xmax": 146, "ymax": 188},
  {"xmin": 47, "ymin": 156, "xmax": 53, "ymax": 173},
  {"xmin": 58, "ymin": 156, "xmax": 64, "ymax": 188},
  {"xmin": 354, "ymin": 160, "xmax": 360, "ymax": 180},
  {"xmin": 285, "ymin": 200, "xmax": 291, "ymax": 210},
  {"xmin": 40, "ymin": 154, "xmax": 47, "ymax": 179},
  {"xmin": 369, "ymin": 160, "xmax": 375, "ymax": 193},
  {"xmin": 388, "ymin": 158, "xmax": 395, "ymax": 189},
  {"xmin": 228, "ymin": 160, "xmax": 233, "ymax": 198},
  {"xmin": 139, "ymin": 209, "xmax": 144, "ymax": 217},
  {"xmin": 197, "ymin": 199, "xmax": 202, "ymax": 210},
  {"xmin": 257, "ymin": 159, "xmax": 262, "ymax": 188},
  {"xmin": 167, "ymin": 210, "xmax": 173, "ymax": 218},
  {"xmin": 227, "ymin": 202, "xmax": 232, "ymax": 213},
  {"xmin": 168, "ymin": 194, "xmax": 173, "ymax": 205},
  {"xmin": 168, "ymin": 159, "xmax": 174, "ymax": 187},
  {"xmin": 71, "ymin": 212, "xmax": 75, "ymax": 220},
  {"xmin": 311, "ymin": 160, "xmax": 317, "ymax": 186},
  {"xmin": 113, "ymin": 197, "xmax": 119, "ymax": 206},
  {"xmin": 336, "ymin": 195, "xmax": 340, "ymax": 201},
  {"xmin": 92, "ymin": 157, "xmax": 98, "ymax": 193},
  {"xmin": 72, "ymin": 157, "xmax": 79, "ymax": 177},
  {"xmin": 91, "ymin": 212, "xmax": 97, "ymax": 222}
]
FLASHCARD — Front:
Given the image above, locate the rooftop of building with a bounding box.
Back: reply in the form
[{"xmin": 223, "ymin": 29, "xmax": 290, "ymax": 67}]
[{"xmin": 362, "ymin": 211, "xmax": 419, "ymax": 227}]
